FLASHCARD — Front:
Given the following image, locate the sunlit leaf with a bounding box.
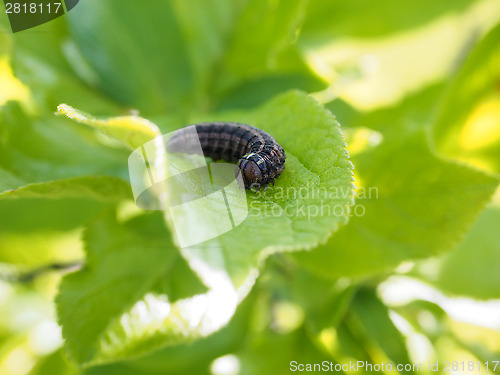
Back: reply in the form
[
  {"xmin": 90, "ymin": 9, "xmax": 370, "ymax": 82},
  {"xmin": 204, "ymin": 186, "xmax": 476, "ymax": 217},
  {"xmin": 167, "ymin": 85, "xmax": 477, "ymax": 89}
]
[
  {"xmin": 56, "ymin": 104, "xmax": 160, "ymax": 150},
  {"xmin": 433, "ymin": 23, "xmax": 500, "ymax": 174}
]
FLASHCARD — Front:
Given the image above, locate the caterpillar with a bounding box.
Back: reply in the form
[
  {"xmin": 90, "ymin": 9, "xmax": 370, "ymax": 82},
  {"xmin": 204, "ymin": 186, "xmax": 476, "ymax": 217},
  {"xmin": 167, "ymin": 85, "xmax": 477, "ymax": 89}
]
[{"xmin": 167, "ymin": 122, "xmax": 286, "ymax": 190}]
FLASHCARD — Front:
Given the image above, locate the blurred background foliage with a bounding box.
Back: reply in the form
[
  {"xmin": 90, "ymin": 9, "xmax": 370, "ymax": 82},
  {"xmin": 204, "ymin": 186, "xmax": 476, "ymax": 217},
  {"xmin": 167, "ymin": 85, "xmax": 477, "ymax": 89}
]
[{"xmin": 1, "ymin": 0, "xmax": 500, "ymax": 374}]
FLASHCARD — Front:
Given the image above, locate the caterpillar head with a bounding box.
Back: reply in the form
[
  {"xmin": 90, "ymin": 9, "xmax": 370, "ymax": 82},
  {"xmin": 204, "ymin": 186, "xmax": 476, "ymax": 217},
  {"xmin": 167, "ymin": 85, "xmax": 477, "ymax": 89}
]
[{"xmin": 237, "ymin": 157, "xmax": 265, "ymax": 190}]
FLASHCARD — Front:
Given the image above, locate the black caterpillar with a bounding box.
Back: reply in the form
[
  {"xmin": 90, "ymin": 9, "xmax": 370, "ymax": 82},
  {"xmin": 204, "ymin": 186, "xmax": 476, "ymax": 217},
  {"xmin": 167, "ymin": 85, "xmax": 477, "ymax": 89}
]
[{"xmin": 167, "ymin": 122, "xmax": 286, "ymax": 189}]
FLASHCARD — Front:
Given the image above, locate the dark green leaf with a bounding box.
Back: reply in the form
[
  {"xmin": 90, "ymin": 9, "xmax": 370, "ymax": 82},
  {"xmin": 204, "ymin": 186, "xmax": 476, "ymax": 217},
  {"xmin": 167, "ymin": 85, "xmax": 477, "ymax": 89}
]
[{"xmin": 66, "ymin": 0, "xmax": 195, "ymax": 115}]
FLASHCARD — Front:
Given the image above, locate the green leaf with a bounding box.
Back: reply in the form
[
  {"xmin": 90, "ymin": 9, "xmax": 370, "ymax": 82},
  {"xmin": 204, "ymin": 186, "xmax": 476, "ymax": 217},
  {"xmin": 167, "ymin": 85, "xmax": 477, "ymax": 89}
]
[
  {"xmin": 300, "ymin": 0, "xmax": 475, "ymax": 44},
  {"xmin": 0, "ymin": 176, "xmax": 131, "ymax": 267},
  {"xmin": 56, "ymin": 90, "xmax": 354, "ymax": 366},
  {"xmin": 329, "ymin": 322, "xmax": 376, "ymax": 370},
  {"xmin": 0, "ymin": 13, "xmax": 10, "ymax": 37},
  {"xmin": 347, "ymin": 288, "xmax": 414, "ymax": 374},
  {"xmin": 64, "ymin": 0, "xmax": 324, "ymax": 115},
  {"xmin": 8, "ymin": 17, "xmax": 120, "ymax": 114},
  {"xmin": 0, "ymin": 176, "xmax": 131, "ymax": 201},
  {"xmin": 0, "ymin": 103, "xmax": 133, "ymax": 267},
  {"xmin": 295, "ymin": 129, "xmax": 499, "ymax": 278},
  {"xmin": 392, "ymin": 299, "xmax": 447, "ymax": 341},
  {"xmin": 168, "ymin": 0, "xmax": 246, "ymax": 110},
  {"xmin": 0, "ymin": 198, "xmax": 105, "ymax": 234},
  {"xmin": 0, "ymin": 198, "xmax": 98, "ymax": 267},
  {"xmin": 177, "ymin": 91, "xmax": 354, "ymax": 287},
  {"xmin": 237, "ymin": 327, "xmax": 339, "ymax": 375},
  {"xmin": 432, "ymin": 201, "xmax": 500, "ymax": 300},
  {"xmin": 56, "ymin": 104, "xmax": 160, "ymax": 150},
  {"xmin": 65, "ymin": 0, "xmax": 195, "ymax": 115},
  {"xmin": 215, "ymin": 0, "xmax": 306, "ymax": 85},
  {"xmin": 0, "ymin": 102, "xmax": 129, "ymax": 194},
  {"xmin": 81, "ymin": 292, "xmax": 255, "ymax": 375},
  {"xmin": 263, "ymin": 256, "xmax": 355, "ymax": 334},
  {"xmin": 210, "ymin": 0, "xmax": 326, "ymax": 108},
  {"xmin": 56, "ymin": 212, "xmax": 207, "ymax": 366},
  {"xmin": 433, "ymin": 23, "xmax": 500, "ymax": 174},
  {"xmin": 299, "ymin": 279, "xmax": 354, "ymax": 334},
  {"xmin": 316, "ymin": 290, "xmax": 413, "ymax": 374},
  {"xmin": 326, "ymin": 83, "xmax": 446, "ymax": 133},
  {"xmin": 215, "ymin": 68, "xmax": 326, "ymax": 111},
  {"xmin": 27, "ymin": 349, "xmax": 79, "ymax": 375},
  {"xmin": 0, "ymin": 166, "xmax": 25, "ymax": 192}
]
